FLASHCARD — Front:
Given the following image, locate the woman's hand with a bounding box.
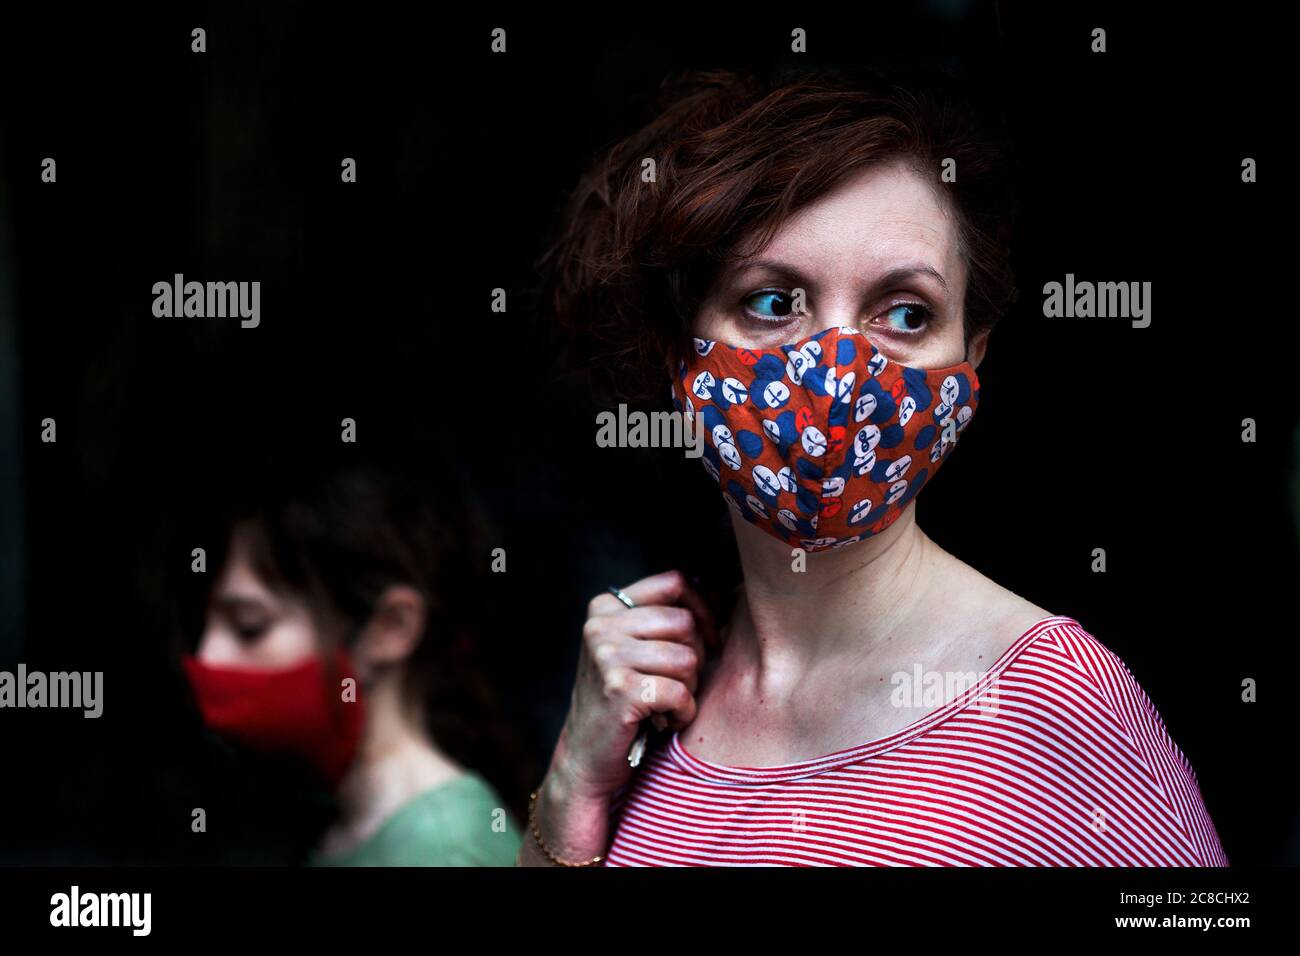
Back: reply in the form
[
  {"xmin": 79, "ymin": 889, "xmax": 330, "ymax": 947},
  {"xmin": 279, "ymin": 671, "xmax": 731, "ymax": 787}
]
[{"xmin": 518, "ymin": 570, "xmax": 719, "ymax": 866}]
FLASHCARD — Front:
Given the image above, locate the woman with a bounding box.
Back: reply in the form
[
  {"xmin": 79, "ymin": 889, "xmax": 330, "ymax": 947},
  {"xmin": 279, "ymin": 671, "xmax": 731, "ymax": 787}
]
[
  {"xmin": 179, "ymin": 455, "xmax": 526, "ymax": 866},
  {"xmin": 519, "ymin": 67, "xmax": 1229, "ymax": 866}
]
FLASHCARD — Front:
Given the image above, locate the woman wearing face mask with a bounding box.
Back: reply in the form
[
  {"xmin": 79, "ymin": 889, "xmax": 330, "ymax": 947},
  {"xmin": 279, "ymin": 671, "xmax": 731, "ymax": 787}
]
[
  {"xmin": 180, "ymin": 455, "xmax": 526, "ymax": 866},
  {"xmin": 519, "ymin": 67, "xmax": 1229, "ymax": 866}
]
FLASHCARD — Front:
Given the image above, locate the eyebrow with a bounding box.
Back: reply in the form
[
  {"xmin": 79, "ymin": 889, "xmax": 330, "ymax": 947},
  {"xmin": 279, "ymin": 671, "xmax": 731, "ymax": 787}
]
[
  {"xmin": 213, "ymin": 594, "xmax": 274, "ymax": 613},
  {"xmin": 724, "ymin": 260, "xmax": 949, "ymax": 293}
]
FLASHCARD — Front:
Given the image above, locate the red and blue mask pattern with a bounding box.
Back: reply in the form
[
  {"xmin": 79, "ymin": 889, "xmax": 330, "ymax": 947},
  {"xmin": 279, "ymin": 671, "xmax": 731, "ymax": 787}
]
[{"xmin": 670, "ymin": 325, "xmax": 979, "ymax": 552}]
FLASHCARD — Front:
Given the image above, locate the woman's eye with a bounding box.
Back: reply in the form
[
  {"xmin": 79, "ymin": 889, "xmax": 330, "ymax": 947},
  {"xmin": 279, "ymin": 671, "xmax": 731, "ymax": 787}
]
[
  {"xmin": 233, "ymin": 622, "xmax": 269, "ymax": 641},
  {"xmin": 881, "ymin": 302, "xmax": 933, "ymax": 333},
  {"xmin": 743, "ymin": 289, "xmax": 796, "ymax": 321}
]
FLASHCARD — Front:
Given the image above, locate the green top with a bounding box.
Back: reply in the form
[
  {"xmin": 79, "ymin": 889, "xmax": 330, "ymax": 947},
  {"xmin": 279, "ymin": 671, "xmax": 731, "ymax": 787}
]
[{"xmin": 309, "ymin": 772, "xmax": 522, "ymax": 867}]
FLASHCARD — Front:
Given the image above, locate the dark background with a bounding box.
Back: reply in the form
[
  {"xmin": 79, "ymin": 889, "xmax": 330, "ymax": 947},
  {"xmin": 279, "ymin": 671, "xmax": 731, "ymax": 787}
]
[{"xmin": 0, "ymin": 2, "xmax": 1295, "ymax": 864}]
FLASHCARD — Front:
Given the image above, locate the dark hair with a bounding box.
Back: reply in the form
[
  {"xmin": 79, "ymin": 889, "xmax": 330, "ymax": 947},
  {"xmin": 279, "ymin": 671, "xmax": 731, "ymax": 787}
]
[
  {"xmin": 538, "ymin": 64, "xmax": 1018, "ymax": 404},
  {"xmin": 180, "ymin": 449, "xmax": 534, "ymax": 824}
]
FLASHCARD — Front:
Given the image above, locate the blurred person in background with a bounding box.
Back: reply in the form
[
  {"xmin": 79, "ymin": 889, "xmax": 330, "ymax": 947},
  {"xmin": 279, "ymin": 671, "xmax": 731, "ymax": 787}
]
[{"xmin": 177, "ymin": 453, "xmax": 526, "ymax": 866}]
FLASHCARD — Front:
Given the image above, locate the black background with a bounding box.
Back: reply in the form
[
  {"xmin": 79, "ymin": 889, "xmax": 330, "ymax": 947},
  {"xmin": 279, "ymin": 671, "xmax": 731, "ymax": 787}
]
[{"xmin": 0, "ymin": 2, "xmax": 1295, "ymax": 866}]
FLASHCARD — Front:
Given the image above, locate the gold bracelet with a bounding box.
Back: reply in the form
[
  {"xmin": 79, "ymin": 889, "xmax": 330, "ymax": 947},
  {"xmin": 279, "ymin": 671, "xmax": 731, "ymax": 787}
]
[{"xmin": 527, "ymin": 789, "xmax": 605, "ymax": 867}]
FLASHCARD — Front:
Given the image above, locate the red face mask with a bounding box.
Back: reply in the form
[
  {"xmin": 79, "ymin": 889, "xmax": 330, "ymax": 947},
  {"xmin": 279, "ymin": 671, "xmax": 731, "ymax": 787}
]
[{"xmin": 181, "ymin": 646, "xmax": 366, "ymax": 788}]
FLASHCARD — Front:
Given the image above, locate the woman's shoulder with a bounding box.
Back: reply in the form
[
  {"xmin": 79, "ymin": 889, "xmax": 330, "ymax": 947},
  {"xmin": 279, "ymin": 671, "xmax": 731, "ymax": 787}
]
[
  {"xmin": 315, "ymin": 773, "xmax": 522, "ymax": 867},
  {"xmin": 935, "ymin": 546, "xmax": 1055, "ymax": 650},
  {"xmin": 991, "ymin": 608, "xmax": 1173, "ymax": 730},
  {"xmin": 1002, "ymin": 612, "xmax": 1171, "ymax": 721},
  {"xmin": 989, "ymin": 614, "xmax": 1231, "ymax": 866},
  {"xmin": 407, "ymin": 772, "xmax": 523, "ymax": 866}
]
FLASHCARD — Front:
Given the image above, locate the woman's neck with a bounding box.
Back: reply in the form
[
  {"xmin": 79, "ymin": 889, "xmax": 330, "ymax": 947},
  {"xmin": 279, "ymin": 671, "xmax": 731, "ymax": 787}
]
[
  {"xmin": 322, "ymin": 681, "xmax": 463, "ymax": 854},
  {"xmin": 722, "ymin": 504, "xmax": 950, "ymax": 698}
]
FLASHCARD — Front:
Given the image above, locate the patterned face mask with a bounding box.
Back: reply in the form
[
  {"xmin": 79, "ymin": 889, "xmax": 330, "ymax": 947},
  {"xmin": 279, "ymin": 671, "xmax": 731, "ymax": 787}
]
[{"xmin": 670, "ymin": 325, "xmax": 979, "ymax": 552}]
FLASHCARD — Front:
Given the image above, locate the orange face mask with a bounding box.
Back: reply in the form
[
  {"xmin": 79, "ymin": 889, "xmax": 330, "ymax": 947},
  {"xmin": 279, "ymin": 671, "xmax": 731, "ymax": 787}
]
[{"xmin": 673, "ymin": 325, "xmax": 979, "ymax": 551}]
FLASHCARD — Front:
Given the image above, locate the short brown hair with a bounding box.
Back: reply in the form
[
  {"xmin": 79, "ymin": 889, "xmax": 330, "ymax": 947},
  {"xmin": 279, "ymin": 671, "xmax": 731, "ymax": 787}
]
[{"xmin": 538, "ymin": 65, "xmax": 1018, "ymax": 404}]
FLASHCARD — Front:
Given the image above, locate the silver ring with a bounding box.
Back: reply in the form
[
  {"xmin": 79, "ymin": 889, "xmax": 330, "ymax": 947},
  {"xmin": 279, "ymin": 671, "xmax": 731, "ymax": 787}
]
[{"xmin": 607, "ymin": 586, "xmax": 636, "ymax": 609}]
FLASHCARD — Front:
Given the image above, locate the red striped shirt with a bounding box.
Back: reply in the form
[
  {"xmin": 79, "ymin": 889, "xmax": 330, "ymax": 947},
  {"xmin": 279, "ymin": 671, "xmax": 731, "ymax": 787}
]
[{"xmin": 603, "ymin": 616, "xmax": 1228, "ymax": 866}]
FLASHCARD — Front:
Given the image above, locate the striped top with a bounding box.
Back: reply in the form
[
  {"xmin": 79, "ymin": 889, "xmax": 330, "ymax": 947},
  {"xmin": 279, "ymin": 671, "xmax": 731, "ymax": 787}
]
[{"xmin": 603, "ymin": 616, "xmax": 1228, "ymax": 866}]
